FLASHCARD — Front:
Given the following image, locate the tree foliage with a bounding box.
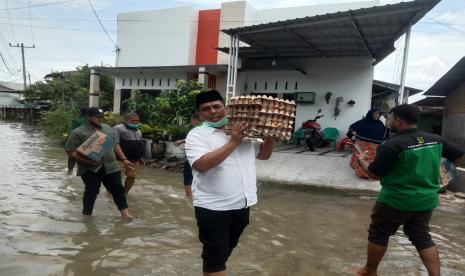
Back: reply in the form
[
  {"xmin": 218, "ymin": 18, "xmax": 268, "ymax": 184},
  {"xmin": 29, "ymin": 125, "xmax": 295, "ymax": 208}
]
[
  {"xmin": 28, "ymin": 66, "xmax": 204, "ymax": 142},
  {"xmin": 127, "ymin": 80, "xmax": 204, "ymax": 141},
  {"xmin": 24, "ymin": 65, "xmax": 114, "ymax": 111}
]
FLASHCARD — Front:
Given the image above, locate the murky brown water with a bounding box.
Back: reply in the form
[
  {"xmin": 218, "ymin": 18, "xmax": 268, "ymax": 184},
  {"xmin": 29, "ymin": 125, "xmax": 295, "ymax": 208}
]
[{"xmin": 1, "ymin": 121, "xmax": 465, "ymax": 276}]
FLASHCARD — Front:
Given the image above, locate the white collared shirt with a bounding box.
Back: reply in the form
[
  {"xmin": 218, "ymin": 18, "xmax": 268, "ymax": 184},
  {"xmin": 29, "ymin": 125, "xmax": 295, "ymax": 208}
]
[{"xmin": 185, "ymin": 125, "xmax": 263, "ymax": 211}]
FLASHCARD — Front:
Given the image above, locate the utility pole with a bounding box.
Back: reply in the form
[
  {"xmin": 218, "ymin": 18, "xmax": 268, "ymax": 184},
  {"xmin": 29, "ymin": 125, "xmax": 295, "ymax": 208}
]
[{"xmin": 9, "ymin": 43, "xmax": 35, "ymax": 91}]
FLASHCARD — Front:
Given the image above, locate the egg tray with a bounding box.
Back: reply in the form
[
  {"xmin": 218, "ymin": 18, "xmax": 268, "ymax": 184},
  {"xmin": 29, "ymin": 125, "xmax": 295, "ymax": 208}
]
[{"xmin": 224, "ymin": 95, "xmax": 296, "ymax": 141}]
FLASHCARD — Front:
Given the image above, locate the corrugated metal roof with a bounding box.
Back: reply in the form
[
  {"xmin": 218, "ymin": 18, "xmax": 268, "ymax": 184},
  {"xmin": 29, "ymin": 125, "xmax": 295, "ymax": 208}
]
[
  {"xmin": 413, "ymin": 96, "xmax": 444, "ymax": 107},
  {"xmin": 373, "ymin": 79, "xmax": 422, "ymax": 96},
  {"xmin": 220, "ymin": 0, "xmax": 440, "ymax": 64},
  {"xmin": 0, "ymin": 81, "xmax": 24, "ymax": 92},
  {"xmin": 423, "ymin": 57, "xmax": 465, "ymax": 96}
]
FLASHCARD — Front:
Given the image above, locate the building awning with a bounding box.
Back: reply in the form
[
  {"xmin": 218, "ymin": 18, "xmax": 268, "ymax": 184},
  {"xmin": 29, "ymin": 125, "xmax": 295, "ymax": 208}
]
[
  {"xmin": 413, "ymin": 96, "xmax": 444, "ymax": 107},
  {"xmin": 373, "ymin": 79, "xmax": 422, "ymax": 96},
  {"xmin": 423, "ymin": 57, "xmax": 465, "ymax": 96},
  {"xmin": 99, "ymin": 65, "xmax": 228, "ymax": 76},
  {"xmin": 219, "ymin": 0, "xmax": 440, "ymax": 65}
]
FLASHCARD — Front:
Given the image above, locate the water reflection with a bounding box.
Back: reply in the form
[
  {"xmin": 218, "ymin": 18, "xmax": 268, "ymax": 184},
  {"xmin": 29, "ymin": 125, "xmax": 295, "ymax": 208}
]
[{"xmin": 0, "ymin": 121, "xmax": 464, "ymax": 275}]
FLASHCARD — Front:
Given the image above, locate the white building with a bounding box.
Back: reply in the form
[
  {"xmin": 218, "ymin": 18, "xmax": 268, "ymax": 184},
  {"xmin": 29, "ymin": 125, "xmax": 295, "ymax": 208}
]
[{"xmin": 101, "ymin": 0, "xmax": 440, "ymax": 137}]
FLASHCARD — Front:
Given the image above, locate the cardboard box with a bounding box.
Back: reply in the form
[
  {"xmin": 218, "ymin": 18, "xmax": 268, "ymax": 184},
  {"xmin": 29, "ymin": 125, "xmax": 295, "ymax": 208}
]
[
  {"xmin": 440, "ymin": 159, "xmax": 458, "ymax": 189},
  {"xmin": 77, "ymin": 131, "xmax": 116, "ymax": 161}
]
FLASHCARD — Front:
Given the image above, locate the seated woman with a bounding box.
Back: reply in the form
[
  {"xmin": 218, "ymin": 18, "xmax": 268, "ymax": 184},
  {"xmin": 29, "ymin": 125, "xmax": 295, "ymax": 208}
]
[{"xmin": 347, "ymin": 108, "xmax": 389, "ymax": 179}]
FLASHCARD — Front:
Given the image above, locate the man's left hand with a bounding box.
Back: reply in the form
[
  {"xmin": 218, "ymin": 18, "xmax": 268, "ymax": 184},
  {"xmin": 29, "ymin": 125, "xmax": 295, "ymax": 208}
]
[
  {"xmin": 123, "ymin": 159, "xmax": 134, "ymax": 168},
  {"xmin": 355, "ymin": 151, "xmax": 367, "ymax": 162}
]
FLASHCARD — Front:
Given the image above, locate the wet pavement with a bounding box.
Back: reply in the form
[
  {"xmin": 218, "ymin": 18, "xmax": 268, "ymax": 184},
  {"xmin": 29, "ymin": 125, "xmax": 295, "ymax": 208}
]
[{"xmin": 1, "ymin": 121, "xmax": 465, "ymax": 276}]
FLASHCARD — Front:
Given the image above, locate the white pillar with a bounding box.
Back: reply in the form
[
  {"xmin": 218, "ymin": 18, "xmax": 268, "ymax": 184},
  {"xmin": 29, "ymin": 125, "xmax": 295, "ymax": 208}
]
[
  {"xmin": 398, "ymin": 25, "xmax": 411, "ymax": 105},
  {"xmin": 198, "ymin": 67, "xmax": 209, "ymax": 90},
  {"xmin": 113, "ymin": 88, "xmax": 121, "ymax": 114},
  {"xmin": 89, "ymin": 69, "xmax": 100, "ymax": 107}
]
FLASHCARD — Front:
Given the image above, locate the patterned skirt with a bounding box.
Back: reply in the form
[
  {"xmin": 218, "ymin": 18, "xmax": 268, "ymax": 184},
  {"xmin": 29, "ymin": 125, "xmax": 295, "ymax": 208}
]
[{"xmin": 350, "ymin": 140, "xmax": 380, "ymax": 179}]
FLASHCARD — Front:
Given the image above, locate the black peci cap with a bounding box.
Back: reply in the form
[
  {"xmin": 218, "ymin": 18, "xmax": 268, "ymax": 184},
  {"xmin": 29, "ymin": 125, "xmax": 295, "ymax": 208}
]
[
  {"xmin": 86, "ymin": 107, "xmax": 105, "ymax": 118},
  {"xmin": 196, "ymin": 90, "xmax": 224, "ymax": 109}
]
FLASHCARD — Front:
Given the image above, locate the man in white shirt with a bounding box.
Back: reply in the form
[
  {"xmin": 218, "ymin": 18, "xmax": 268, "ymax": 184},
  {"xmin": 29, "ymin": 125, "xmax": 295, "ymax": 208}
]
[{"xmin": 185, "ymin": 90, "xmax": 275, "ymax": 276}]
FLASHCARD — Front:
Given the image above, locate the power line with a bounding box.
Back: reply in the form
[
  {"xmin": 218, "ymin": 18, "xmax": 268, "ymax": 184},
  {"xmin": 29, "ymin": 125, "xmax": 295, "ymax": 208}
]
[
  {"xmin": 27, "ymin": 71, "xmax": 43, "ymax": 82},
  {"xmin": 0, "ymin": 74, "xmax": 22, "ymax": 82},
  {"xmin": 0, "ymin": 32, "xmax": 20, "ymax": 71},
  {"xmin": 424, "ymin": 16, "xmax": 465, "ymax": 36},
  {"xmin": 0, "ymin": 21, "xmax": 210, "ymax": 35},
  {"xmin": 0, "ymin": 67, "xmax": 13, "ymax": 74},
  {"xmin": 419, "ymin": 21, "xmax": 465, "ymax": 27},
  {"xmin": 0, "ymin": 15, "xmax": 464, "ymax": 26},
  {"xmin": 86, "ymin": 0, "xmax": 117, "ymax": 48},
  {"xmin": 0, "ymin": 9, "xmax": 463, "ymax": 28},
  {"xmin": 4, "ymin": 0, "xmax": 17, "ymax": 42},
  {"xmin": 27, "ymin": 0, "xmax": 35, "ymax": 44},
  {"xmin": 413, "ymin": 30, "xmax": 465, "ymax": 37},
  {"xmin": 0, "ymin": 51, "xmax": 18, "ymax": 75},
  {"xmin": 0, "ymin": 0, "xmax": 77, "ymax": 11},
  {"xmin": 387, "ymin": 0, "xmax": 465, "ymax": 35},
  {"xmin": 1, "ymin": 21, "xmax": 464, "ymax": 39},
  {"xmin": 0, "ymin": 16, "xmax": 272, "ymax": 23}
]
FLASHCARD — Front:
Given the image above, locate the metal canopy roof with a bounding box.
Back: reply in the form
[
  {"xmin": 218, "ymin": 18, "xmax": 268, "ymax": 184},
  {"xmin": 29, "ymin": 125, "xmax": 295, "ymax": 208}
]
[
  {"xmin": 220, "ymin": 0, "xmax": 440, "ymax": 64},
  {"xmin": 413, "ymin": 96, "xmax": 444, "ymax": 107},
  {"xmin": 373, "ymin": 79, "xmax": 422, "ymax": 96},
  {"xmin": 423, "ymin": 57, "xmax": 465, "ymax": 96}
]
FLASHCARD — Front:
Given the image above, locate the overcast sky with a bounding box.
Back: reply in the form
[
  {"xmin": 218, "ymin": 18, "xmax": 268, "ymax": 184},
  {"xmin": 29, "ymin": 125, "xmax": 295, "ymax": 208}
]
[{"xmin": 0, "ymin": 0, "xmax": 463, "ymax": 102}]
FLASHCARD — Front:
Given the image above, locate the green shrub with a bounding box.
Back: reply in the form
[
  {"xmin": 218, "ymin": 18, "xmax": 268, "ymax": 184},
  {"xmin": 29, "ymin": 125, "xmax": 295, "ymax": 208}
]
[
  {"xmin": 127, "ymin": 80, "xmax": 204, "ymax": 141},
  {"xmin": 164, "ymin": 124, "xmax": 192, "ymax": 141},
  {"xmin": 103, "ymin": 112, "xmax": 124, "ymax": 126},
  {"xmin": 40, "ymin": 107, "xmax": 78, "ymax": 142},
  {"xmin": 139, "ymin": 123, "xmax": 166, "ymax": 142}
]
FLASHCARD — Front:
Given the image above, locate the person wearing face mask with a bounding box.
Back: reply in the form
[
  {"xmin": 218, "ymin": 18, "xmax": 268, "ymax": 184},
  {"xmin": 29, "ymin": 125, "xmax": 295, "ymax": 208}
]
[
  {"xmin": 185, "ymin": 90, "xmax": 276, "ymax": 276},
  {"xmin": 113, "ymin": 112, "xmax": 146, "ymax": 194},
  {"xmin": 347, "ymin": 108, "xmax": 389, "ymax": 179},
  {"xmin": 64, "ymin": 107, "xmax": 133, "ymax": 219}
]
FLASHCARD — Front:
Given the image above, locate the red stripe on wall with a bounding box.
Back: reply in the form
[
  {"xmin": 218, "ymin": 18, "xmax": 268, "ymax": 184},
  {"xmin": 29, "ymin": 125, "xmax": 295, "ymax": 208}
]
[{"xmin": 196, "ymin": 9, "xmax": 221, "ymax": 65}]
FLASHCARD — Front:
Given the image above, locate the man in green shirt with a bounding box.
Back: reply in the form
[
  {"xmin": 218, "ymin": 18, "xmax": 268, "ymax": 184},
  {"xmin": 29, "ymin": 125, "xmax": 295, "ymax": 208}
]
[
  {"xmin": 65, "ymin": 107, "xmax": 134, "ymax": 219},
  {"xmin": 352, "ymin": 104, "xmax": 464, "ymax": 276}
]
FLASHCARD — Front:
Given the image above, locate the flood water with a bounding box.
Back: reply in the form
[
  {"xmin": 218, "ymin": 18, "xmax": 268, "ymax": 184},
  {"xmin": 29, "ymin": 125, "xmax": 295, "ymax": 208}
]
[{"xmin": 1, "ymin": 121, "xmax": 465, "ymax": 276}]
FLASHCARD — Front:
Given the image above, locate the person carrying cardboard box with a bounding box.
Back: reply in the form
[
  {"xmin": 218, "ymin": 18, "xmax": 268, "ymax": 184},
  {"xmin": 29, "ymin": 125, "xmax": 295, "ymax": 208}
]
[{"xmin": 65, "ymin": 107, "xmax": 134, "ymax": 219}]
